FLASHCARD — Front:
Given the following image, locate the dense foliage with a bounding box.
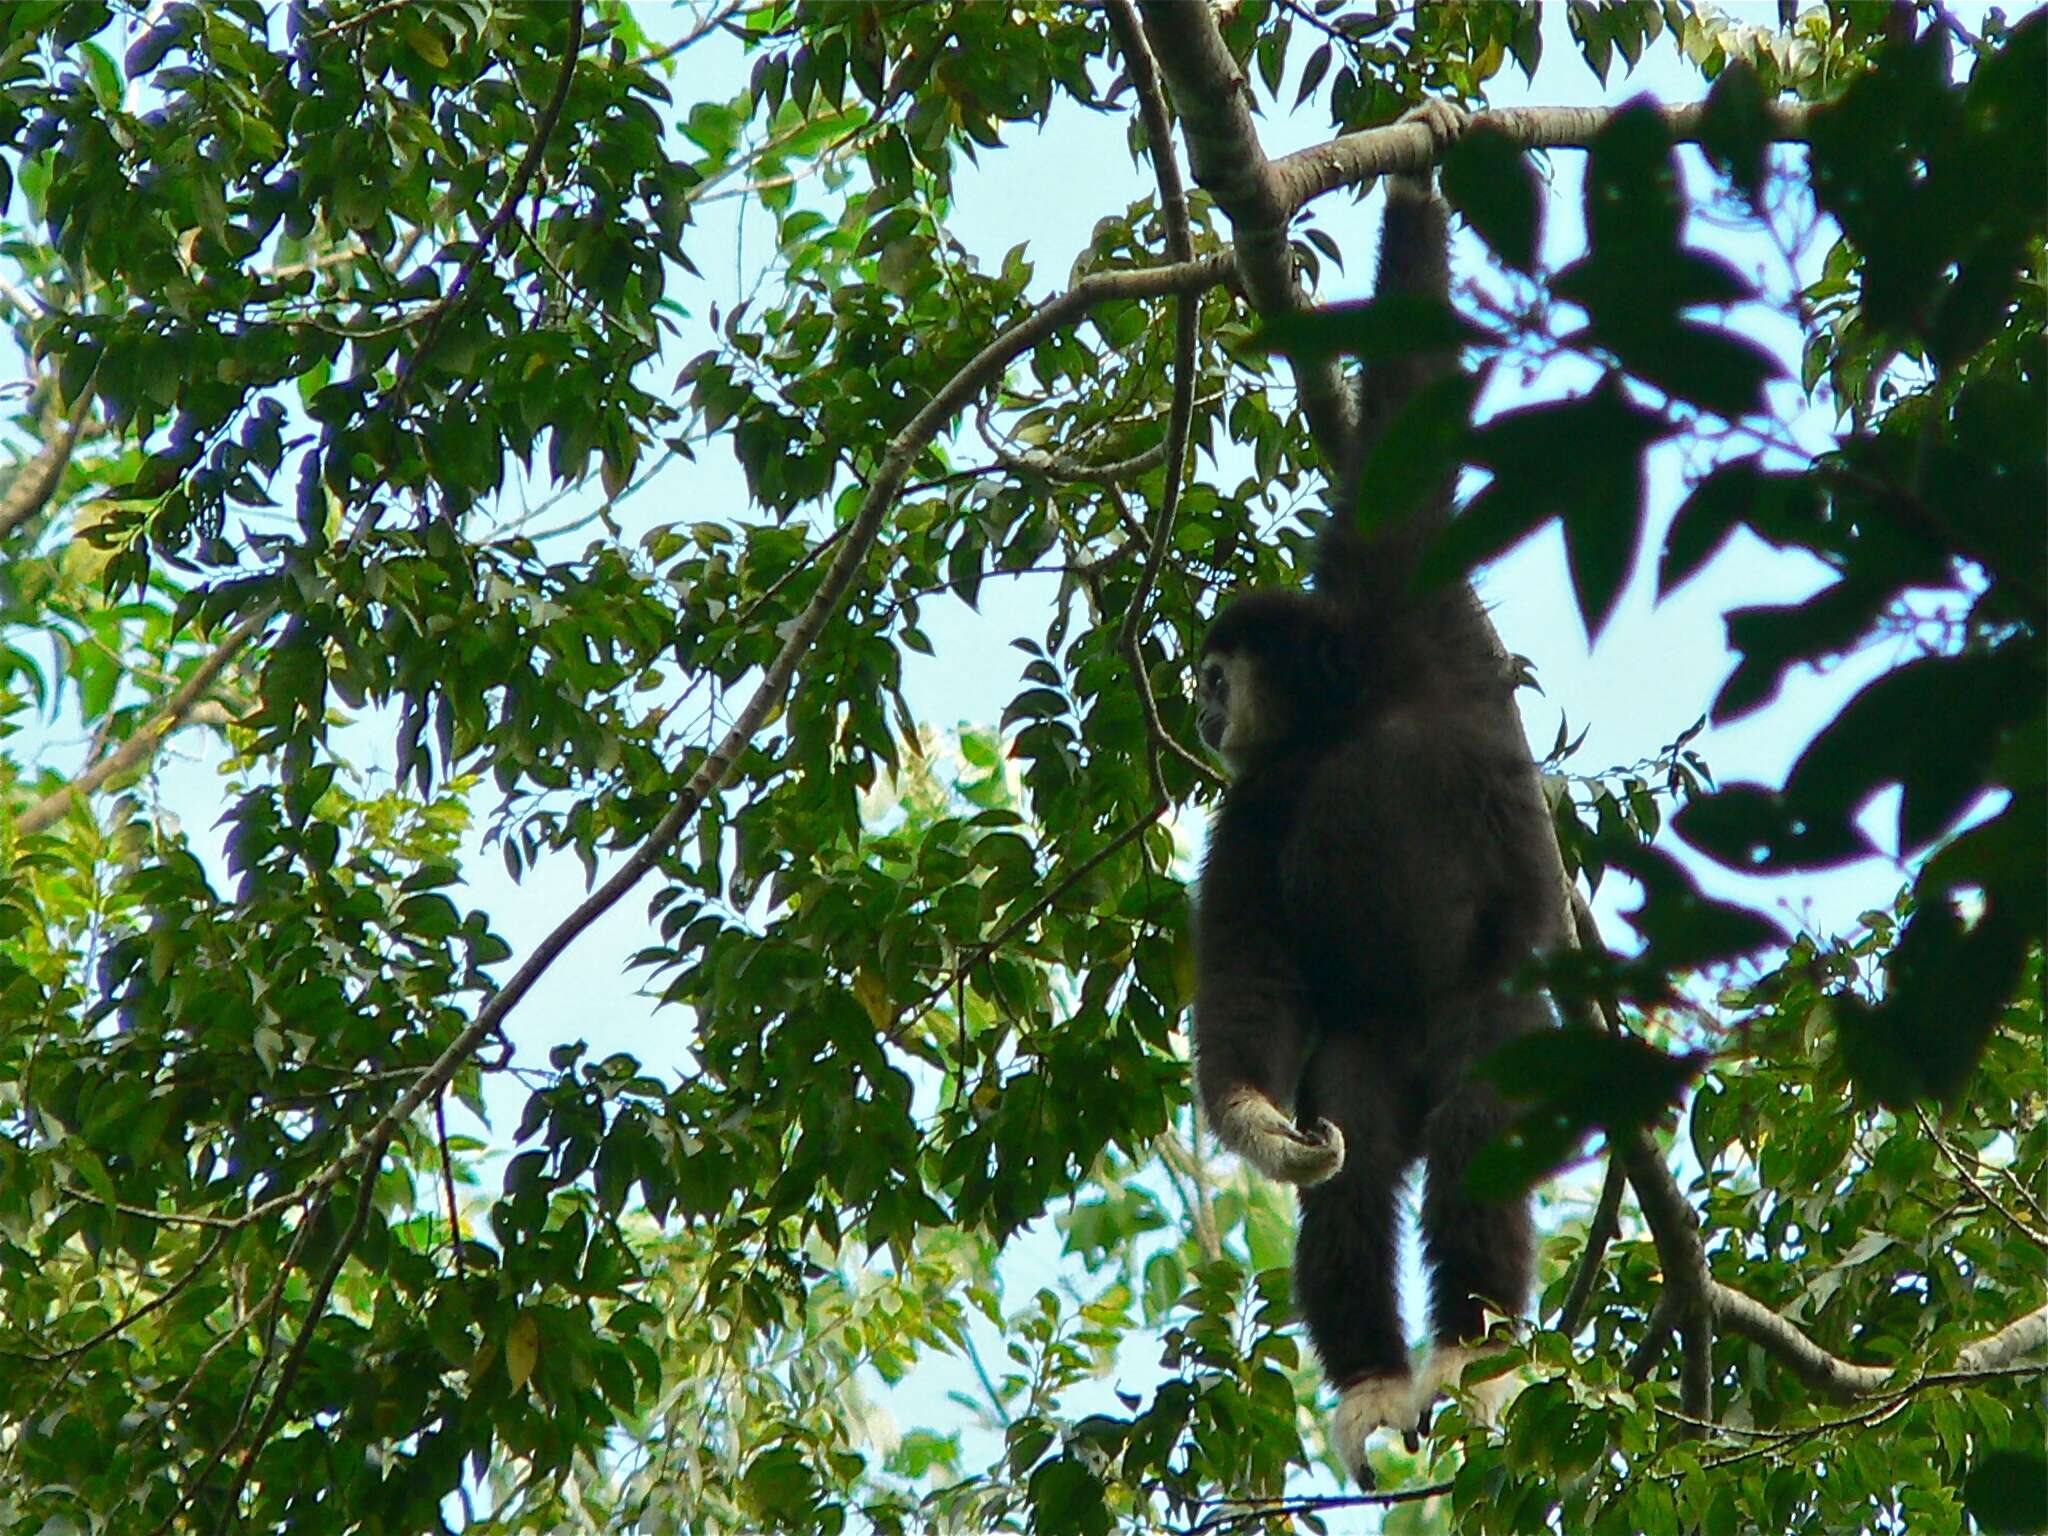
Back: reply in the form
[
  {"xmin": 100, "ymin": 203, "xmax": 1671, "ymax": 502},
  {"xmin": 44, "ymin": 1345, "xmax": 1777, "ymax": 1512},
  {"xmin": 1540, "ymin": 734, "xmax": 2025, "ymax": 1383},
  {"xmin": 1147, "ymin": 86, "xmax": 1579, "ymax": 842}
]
[{"xmin": 0, "ymin": 3, "xmax": 2039, "ymax": 1534}]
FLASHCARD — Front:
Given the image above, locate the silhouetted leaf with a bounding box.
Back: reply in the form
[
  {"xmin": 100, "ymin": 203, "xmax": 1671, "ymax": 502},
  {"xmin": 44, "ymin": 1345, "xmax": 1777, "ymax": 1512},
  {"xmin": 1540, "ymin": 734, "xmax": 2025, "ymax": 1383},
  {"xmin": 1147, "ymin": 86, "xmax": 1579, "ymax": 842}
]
[
  {"xmin": 1835, "ymin": 900, "xmax": 2031, "ymax": 1107},
  {"xmin": 1553, "ymin": 244, "xmax": 1753, "ymax": 325},
  {"xmin": 1660, "ymin": 460, "xmax": 1825, "ymax": 594},
  {"xmin": 1787, "ymin": 647, "xmax": 2039, "ymax": 855},
  {"xmin": 1264, "ymin": 293, "xmax": 1488, "ymax": 365},
  {"xmin": 1558, "ymin": 315, "xmax": 1779, "ymax": 420},
  {"xmin": 1674, "ymin": 784, "xmax": 1869, "ymax": 874},
  {"xmin": 1697, "ymin": 59, "xmax": 1771, "ymax": 202},
  {"xmin": 1714, "ymin": 578, "xmax": 1896, "ymax": 722},
  {"xmin": 1442, "ymin": 125, "xmax": 1542, "ymax": 272},
  {"xmin": 1582, "ymin": 99, "xmax": 1681, "ymax": 253},
  {"xmin": 1603, "ymin": 841, "xmax": 1784, "ymax": 971},
  {"xmin": 1348, "ymin": 368, "xmax": 1483, "ymax": 531},
  {"xmin": 1453, "ymin": 376, "xmax": 1670, "ymax": 638},
  {"xmin": 1470, "ymin": 1028, "xmax": 1705, "ymax": 1198},
  {"xmin": 1922, "ymin": 794, "xmax": 2048, "ymax": 934}
]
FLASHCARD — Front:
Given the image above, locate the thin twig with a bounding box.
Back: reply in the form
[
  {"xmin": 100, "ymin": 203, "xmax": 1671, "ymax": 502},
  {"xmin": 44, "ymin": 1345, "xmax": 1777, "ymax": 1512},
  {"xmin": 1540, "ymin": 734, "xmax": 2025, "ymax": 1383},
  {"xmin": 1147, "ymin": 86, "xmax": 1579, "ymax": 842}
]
[
  {"xmin": 9, "ymin": 1229, "xmax": 227, "ymax": 1364},
  {"xmin": 1110, "ymin": 0, "xmax": 1211, "ymax": 806},
  {"xmin": 387, "ymin": 9, "xmax": 585, "ymax": 409},
  {"xmin": 1185, "ymin": 1483, "xmax": 1454, "ymax": 1534},
  {"xmin": 214, "ymin": 1164, "xmax": 383, "ymax": 1530},
  {"xmin": 1917, "ymin": 1107, "xmax": 2048, "ymax": 1248},
  {"xmin": 436, "ymin": 1090, "xmax": 466, "ymax": 1277}
]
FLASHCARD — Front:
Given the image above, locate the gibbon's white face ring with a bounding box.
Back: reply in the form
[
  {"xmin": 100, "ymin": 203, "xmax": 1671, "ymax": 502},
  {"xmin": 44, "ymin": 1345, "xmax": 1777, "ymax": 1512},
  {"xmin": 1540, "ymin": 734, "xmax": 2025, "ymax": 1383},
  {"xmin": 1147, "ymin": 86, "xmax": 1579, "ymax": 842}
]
[{"xmin": 1197, "ymin": 652, "xmax": 1263, "ymax": 773}]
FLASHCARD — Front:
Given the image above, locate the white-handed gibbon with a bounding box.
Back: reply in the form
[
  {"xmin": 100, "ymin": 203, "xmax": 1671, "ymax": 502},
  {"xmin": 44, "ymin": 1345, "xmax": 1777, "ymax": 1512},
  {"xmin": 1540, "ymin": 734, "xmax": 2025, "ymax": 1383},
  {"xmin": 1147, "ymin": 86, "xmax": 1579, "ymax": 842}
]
[{"xmin": 1192, "ymin": 104, "xmax": 1563, "ymax": 1487}]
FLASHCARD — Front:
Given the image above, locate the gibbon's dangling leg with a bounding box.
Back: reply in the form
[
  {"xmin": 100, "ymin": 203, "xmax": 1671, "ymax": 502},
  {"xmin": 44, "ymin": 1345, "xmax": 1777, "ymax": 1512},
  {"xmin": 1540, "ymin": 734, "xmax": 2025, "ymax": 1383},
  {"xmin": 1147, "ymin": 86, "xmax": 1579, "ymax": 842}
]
[
  {"xmin": 1411, "ymin": 993, "xmax": 1542, "ymax": 1427},
  {"xmin": 1293, "ymin": 1031, "xmax": 1418, "ymax": 1488}
]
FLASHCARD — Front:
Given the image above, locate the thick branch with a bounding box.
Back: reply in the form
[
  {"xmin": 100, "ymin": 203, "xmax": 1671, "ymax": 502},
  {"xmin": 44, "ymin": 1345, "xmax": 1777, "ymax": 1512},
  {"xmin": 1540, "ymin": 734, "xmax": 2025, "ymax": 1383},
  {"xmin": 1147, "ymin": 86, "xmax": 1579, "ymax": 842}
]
[
  {"xmin": 997, "ymin": 440, "xmax": 1168, "ymax": 485},
  {"xmin": 1713, "ymin": 1291, "xmax": 2048, "ymax": 1396},
  {"xmin": 1270, "ymin": 102, "xmax": 1814, "ymax": 211},
  {"xmin": 1614, "ymin": 1127, "xmax": 1715, "ymax": 1427},
  {"xmin": 1954, "ymin": 1303, "xmax": 2048, "ymax": 1373},
  {"xmin": 1136, "ymin": 2, "xmax": 1355, "ymax": 456},
  {"xmin": 1136, "ymin": 11, "xmax": 1817, "ymax": 473}
]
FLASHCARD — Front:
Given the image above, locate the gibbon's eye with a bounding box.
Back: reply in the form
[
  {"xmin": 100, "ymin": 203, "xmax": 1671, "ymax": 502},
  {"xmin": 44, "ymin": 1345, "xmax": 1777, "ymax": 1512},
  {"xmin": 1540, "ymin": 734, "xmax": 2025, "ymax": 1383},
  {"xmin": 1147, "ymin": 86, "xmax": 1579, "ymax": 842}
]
[{"xmin": 1200, "ymin": 658, "xmax": 1226, "ymax": 698}]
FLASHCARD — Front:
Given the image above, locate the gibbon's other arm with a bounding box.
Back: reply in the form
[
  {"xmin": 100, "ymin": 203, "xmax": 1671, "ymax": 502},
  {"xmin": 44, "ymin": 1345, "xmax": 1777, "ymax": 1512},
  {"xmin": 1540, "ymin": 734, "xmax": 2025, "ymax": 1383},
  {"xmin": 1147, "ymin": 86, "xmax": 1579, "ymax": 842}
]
[
  {"xmin": 1190, "ymin": 637, "xmax": 1347, "ymax": 1193},
  {"xmin": 1192, "ymin": 866, "xmax": 1347, "ymax": 1188}
]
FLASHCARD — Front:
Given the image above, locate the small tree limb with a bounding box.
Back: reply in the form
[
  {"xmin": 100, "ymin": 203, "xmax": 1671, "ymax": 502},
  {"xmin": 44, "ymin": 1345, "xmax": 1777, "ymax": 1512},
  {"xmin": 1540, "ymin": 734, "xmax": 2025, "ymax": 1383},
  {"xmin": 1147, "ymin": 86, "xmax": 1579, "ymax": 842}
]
[
  {"xmin": 1111, "ymin": 0, "xmax": 1214, "ymax": 802},
  {"xmin": 16, "ymin": 610, "xmax": 268, "ymax": 836},
  {"xmin": 1555, "ymin": 1154, "xmax": 1627, "ymax": 1337},
  {"xmin": 0, "ymin": 395, "xmax": 90, "ymax": 541}
]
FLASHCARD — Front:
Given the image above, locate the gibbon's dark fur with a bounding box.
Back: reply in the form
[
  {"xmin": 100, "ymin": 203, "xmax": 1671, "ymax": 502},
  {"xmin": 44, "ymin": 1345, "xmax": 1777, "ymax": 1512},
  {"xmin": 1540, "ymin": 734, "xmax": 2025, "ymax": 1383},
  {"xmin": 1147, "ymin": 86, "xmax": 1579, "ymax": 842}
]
[{"xmin": 1193, "ymin": 168, "xmax": 1564, "ymax": 1442}]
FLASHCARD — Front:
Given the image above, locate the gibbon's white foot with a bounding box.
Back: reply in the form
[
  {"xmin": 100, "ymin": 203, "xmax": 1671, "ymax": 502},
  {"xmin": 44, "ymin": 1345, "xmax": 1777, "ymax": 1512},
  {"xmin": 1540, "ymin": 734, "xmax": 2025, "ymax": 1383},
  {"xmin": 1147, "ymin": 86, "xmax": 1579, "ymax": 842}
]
[
  {"xmin": 1215, "ymin": 1087, "xmax": 1345, "ymax": 1186},
  {"xmin": 1331, "ymin": 1373, "xmax": 1420, "ymax": 1489},
  {"xmin": 1413, "ymin": 1341, "xmax": 1515, "ymax": 1431}
]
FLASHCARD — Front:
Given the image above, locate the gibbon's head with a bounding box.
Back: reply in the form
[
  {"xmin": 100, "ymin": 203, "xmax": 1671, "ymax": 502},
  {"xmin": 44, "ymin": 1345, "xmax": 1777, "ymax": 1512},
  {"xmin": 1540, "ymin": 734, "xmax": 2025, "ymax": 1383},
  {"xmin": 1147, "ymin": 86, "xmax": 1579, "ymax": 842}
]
[{"xmin": 1197, "ymin": 591, "xmax": 1354, "ymax": 775}]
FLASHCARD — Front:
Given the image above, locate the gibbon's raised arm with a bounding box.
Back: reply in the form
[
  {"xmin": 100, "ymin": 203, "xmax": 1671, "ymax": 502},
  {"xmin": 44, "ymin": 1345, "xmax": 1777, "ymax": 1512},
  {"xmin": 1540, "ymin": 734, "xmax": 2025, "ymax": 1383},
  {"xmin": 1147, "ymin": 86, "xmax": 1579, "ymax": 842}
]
[
  {"xmin": 1352, "ymin": 176, "xmax": 1456, "ymax": 457},
  {"xmin": 1314, "ymin": 157, "xmax": 1504, "ymax": 698}
]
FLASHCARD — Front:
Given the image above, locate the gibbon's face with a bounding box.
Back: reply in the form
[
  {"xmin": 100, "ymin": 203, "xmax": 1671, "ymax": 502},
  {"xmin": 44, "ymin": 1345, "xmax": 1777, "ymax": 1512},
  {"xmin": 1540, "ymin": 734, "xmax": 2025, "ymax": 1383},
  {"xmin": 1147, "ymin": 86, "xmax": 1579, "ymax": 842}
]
[{"xmin": 1196, "ymin": 649, "xmax": 1268, "ymax": 774}]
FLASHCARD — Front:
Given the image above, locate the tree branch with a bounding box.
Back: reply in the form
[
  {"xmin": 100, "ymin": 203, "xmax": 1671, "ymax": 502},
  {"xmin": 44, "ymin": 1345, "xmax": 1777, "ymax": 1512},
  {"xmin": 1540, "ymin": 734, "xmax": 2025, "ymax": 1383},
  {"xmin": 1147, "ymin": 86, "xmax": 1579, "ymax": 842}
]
[
  {"xmin": 995, "ymin": 439, "xmax": 1168, "ymax": 485},
  {"xmin": 386, "ymin": 8, "xmax": 585, "ymax": 410},
  {"xmin": 1187, "ymin": 1483, "xmax": 1454, "ymax": 1533},
  {"xmin": 1613, "ymin": 1127, "xmax": 1715, "ymax": 1429},
  {"xmin": 303, "ymin": 253, "xmax": 1236, "ymax": 1202},
  {"xmin": 1917, "ymin": 1106, "xmax": 2048, "ymax": 1248},
  {"xmin": 1110, "ymin": 0, "xmax": 1216, "ymax": 803},
  {"xmin": 1136, "ymin": 1, "xmax": 1356, "ymax": 458},
  {"xmin": 1555, "ymin": 1153, "xmax": 1627, "ymax": 1337},
  {"xmin": 1954, "ymin": 1303, "xmax": 2048, "ymax": 1373},
  {"xmin": 1268, "ymin": 101, "xmax": 1814, "ymax": 212},
  {"xmin": 0, "ymin": 395, "xmax": 90, "ymax": 541},
  {"xmin": 16, "ymin": 610, "xmax": 268, "ymax": 836}
]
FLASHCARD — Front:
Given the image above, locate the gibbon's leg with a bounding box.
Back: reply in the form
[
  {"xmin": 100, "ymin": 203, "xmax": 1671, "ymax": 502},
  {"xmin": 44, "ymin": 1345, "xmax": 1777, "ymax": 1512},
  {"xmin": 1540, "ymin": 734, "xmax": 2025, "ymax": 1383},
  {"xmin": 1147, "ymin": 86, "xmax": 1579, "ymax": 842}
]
[
  {"xmin": 1414, "ymin": 1001, "xmax": 1537, "ymax": 1426},
  {"xmin": 1194, "ymin": 917, "xmax": 1345, "ymax": 1186},
  {"xmin": 1294, "ymin": 1032, "xmax": 1416, "ymax": 1487}
]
